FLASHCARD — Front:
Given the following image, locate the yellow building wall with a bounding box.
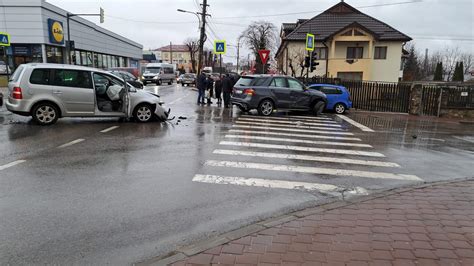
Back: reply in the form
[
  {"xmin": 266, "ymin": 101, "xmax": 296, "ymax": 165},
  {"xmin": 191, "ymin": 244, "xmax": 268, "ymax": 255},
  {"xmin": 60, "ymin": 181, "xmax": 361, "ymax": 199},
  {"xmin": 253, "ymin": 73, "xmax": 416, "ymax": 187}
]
[{"xmin": 371, "ymin": 42, "xmax": 403, "ymax": 82}]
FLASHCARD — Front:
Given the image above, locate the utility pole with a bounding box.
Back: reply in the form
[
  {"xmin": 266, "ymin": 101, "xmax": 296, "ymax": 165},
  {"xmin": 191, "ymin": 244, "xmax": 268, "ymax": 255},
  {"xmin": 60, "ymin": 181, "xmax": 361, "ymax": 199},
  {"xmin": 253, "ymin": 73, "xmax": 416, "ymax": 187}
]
[
  {"xmin": 197, "ymin": 0, "xmax": 208, "ymax": 74},
  {"xmin": 170, "ymin": 41, "xmax": 173, "ymax": 64}
]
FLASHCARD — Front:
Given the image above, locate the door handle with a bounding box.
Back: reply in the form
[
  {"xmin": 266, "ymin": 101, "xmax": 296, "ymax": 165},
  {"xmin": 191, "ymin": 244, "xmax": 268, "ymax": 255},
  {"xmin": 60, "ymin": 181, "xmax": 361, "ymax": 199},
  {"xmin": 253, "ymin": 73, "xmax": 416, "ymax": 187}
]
[{"xmin": 53, "ymin": 90, "xmax": 63, "ymax": 95}]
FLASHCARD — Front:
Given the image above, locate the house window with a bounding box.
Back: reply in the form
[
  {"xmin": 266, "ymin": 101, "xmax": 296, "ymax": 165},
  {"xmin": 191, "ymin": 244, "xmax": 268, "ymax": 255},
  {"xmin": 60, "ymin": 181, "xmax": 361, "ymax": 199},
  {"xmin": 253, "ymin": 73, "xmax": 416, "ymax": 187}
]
[
  {"xmin": 347, "ymin": 47, "xmax": 363, "ymax": 59},
  {"xmin": 314, "ymin": 47, "xmax": 327, "ymax": 60},
  {"xmin": 374, "ymin": 47, "xmax": 387, "ymax": 59}
]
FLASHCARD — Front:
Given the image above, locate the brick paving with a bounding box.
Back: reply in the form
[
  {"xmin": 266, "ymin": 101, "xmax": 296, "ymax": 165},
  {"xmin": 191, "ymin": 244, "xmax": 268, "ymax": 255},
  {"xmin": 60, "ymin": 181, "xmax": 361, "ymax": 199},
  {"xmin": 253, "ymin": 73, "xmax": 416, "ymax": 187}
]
[{"xmin": 172, "ymin": 180, "xmax": 474, "ymax": 265}]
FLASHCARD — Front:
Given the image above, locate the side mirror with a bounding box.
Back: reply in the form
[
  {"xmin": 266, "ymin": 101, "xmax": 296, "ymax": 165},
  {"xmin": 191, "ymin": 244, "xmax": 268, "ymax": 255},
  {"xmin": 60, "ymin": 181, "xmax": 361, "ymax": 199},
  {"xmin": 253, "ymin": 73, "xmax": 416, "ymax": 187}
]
[{"xmin": 127, "ymin": 83, "xmax": 137, "ymax": 92}]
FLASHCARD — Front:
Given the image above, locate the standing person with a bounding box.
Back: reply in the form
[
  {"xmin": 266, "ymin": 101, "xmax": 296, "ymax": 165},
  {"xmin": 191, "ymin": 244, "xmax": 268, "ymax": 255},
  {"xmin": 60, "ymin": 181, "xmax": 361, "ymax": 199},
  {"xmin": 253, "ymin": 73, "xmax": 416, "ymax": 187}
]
[
  {"xmin": 222, "ymin": 74, "xmax": 233, "ymax": 108},
  {"xmin": 214, "ymin": 75, "xmax": 223, "ymax": 105},
  {"xmin": 206, "ymin": 76, "xmax": 214, "ymax": 105},
  {"xmin": 196, "ymin": 72, "xmax": 207, "ymax": 105}
]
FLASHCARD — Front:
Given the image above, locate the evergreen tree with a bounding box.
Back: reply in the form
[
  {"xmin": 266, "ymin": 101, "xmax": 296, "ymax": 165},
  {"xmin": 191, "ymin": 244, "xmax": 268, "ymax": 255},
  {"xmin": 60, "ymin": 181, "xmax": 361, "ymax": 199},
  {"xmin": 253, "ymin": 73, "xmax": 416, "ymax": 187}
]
[
  {"xmin": 433, "ymin": 62, "xmax": 443, "ymax": 81},
  {"xmin": 403, "ymin": 46, "xmax": 421, "ymax": 81},
  {"xmin": 458, "ymin": 61, "xmax": 464, "ymax": 82},
  {"xmin": 452, "ymin": 62, "xmax": 460, "ymax": 81}
]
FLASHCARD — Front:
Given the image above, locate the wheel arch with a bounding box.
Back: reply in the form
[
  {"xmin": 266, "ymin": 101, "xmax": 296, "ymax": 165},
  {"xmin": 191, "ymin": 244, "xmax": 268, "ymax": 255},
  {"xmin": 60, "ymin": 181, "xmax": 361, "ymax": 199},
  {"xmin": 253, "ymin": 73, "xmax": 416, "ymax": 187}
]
[{"xmin": 30, "ymin": 100, "xmax": 63, "ymax": 118}]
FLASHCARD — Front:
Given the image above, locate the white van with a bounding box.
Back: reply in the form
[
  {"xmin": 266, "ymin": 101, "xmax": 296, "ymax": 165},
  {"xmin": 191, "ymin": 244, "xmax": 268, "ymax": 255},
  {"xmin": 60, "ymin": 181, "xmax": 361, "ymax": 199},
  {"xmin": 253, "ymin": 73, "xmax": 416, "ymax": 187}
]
[{"xmin": 142, "ymin": 63, "xmax": 175, "ymax": 85}]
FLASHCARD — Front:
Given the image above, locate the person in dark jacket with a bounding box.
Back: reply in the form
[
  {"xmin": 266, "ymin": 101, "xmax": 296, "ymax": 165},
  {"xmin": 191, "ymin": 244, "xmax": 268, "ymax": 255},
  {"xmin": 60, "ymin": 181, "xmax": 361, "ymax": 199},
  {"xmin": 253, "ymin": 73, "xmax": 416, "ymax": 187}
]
[
  {"xmin": 206, "ymin": 76, "xmax": 214, "ymax": 105},
  {"xmin": 214, "ymin": 75, "xmax": 223, "ymax": 105},
  {"xmin": 222, "ymin": 74, "xmax": 233, "ymax": 108},
  {"xmin": 196, "ymin": 73, "xmax": 207, "ymax": 104}
]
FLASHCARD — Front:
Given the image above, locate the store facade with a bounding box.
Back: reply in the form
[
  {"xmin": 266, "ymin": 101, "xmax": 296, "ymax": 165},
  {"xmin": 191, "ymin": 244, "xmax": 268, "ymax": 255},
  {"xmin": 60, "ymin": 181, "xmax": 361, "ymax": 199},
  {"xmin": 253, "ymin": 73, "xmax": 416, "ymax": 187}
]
[{"xmin": 0, "ymin": 0, "xmax": 142, "ymax": 71}]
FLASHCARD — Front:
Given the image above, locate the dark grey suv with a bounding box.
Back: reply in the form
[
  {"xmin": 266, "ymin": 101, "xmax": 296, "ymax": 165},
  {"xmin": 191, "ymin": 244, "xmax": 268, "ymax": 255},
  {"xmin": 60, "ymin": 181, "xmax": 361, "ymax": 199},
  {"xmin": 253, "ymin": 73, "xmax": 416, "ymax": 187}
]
[{"xmin": 231, "ymin": 75, "xmax": 327, "ymax": 116}]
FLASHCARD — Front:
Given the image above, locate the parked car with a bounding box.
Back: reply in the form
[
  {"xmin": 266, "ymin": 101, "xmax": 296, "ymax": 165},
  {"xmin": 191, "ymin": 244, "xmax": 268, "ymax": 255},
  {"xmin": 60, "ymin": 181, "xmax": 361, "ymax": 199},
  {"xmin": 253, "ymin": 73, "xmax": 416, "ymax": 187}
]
[
  {"xmin": 109, "ymin": 70, "xmax": 143, "ymax": 89},
  {"xmin": 177, "ymin": 74, "xmax": 184, "ymax": 84},
  {"xmin": 141, "ymin": 63, "xmax": 175, "ymax": 85},
  {"xmin": 6, "ymin": 63, "xmax": 170, "ymax": 125},
  {"xmin": 231, "ymin": 75, "xmax": 327, "ymax": 116},
  {"xmin": 180, "ymin": 73, "xmax": 196, "ymax": 86},
  {"xmin": 308, "ymin": 84, "xmax": 352, "ymax": 114}
]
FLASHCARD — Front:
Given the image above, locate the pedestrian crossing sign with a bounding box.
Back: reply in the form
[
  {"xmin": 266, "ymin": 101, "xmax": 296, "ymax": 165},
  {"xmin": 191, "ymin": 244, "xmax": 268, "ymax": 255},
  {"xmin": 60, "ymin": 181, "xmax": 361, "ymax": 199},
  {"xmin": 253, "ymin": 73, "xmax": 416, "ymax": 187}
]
[
  {"xmin": 0, "ymin": 32, "xmax": 10, "ymax": 46},
  {"xmin": 214, "ymin": 40, "xmax": 226, "ymax": 55},
  {"xmin": 306, "ymin": 33, "xmax": 315, "ymax": 51}
]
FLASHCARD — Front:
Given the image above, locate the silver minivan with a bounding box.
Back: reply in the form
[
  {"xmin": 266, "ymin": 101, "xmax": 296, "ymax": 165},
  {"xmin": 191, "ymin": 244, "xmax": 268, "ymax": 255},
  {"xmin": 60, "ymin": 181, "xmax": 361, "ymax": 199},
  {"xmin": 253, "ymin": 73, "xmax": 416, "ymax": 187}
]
[{"xmin": 6, "ymin": 63, "xmax": 170, "ymax": 125}]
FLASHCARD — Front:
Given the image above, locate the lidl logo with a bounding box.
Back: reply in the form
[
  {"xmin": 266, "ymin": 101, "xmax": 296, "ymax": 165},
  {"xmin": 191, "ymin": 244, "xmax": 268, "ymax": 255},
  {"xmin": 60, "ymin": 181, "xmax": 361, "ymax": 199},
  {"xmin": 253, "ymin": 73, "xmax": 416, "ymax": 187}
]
[{"xmin": 48, "ymin": 19, "xmax": 64, "ymax": 45}]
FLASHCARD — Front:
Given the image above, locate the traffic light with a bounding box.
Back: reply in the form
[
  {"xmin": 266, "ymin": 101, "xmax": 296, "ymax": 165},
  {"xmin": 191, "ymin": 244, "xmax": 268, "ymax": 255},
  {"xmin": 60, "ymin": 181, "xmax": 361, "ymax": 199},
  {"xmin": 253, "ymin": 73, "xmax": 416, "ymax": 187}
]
[
  {"xmin": 100, "ymin": 7, "xmax": 104, "ymax": 23},
  {"xmin": 304, "ymin": 56, "xmax": 310, "ymax": 68},
  {"xmin": 310, "ymin": 51, "xmax": 319, "ymax": 72}
]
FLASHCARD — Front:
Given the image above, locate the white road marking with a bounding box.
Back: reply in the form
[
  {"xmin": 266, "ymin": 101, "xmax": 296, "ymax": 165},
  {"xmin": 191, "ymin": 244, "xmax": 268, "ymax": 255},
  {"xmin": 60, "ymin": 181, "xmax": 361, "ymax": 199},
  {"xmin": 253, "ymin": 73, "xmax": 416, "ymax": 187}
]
[
  {"xmin": 168, "ymin": 94, "xmax": 189, "ymax": 105},
  {"xmin": 235, "ymin": 121, "xmax": 344, "ymax": 131},
  {"xmin": 58, "ymin": 139, "xmax": 85, "ymax": 148},
  {"xmin": 242, "ymin": 115, "xmax": 333, "ymax": 121},
  {"xmin": 100, "ymin": 126, "xmax": 120, "ymax": 133},
  {"xmin": 228, "ymin": 129, "xmax": 362, "ymax": 141},
  {"xmin": 213, "ymin": 149, "xmax": 400, "ymax": 168},
  {"xmin": 454, "ymin": 136, "xmax": 474, "ymax": 143},
  {"xmin": 420, "ymin": 138, "xmax": 446, "ymax": 142},
  {"xmin": 232, "ymin": 125, "xmax": 354, "ymax": 136},
  {"xmin": 205, "ymin": 160, "xmax": 422, "ymax": 181},
  {"xmin": 336, "ymin": 115, "xmax": 375, "ymax": 132},
  {"xmin": 193, "ymin": 174, "xmax": 368, "ymax": 195},
  {"xmin": 225, "ymin": 135, "xmax": 373, "ymax": 148},
  {"xmin": 0, "ymin": 160, "xmax": 26, "ymax": 171},
  {"xmin": 220, "ymin": 141, "xmax": 385, "ymax": 157},
  {"xmin": 237, "ymin": 117, "xmax": 341, "ymax": 127}
]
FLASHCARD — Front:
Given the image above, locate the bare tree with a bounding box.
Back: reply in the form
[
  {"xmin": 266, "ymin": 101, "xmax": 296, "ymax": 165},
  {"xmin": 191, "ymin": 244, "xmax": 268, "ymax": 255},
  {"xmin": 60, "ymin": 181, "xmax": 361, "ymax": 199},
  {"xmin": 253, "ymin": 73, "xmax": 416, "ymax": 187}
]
[
  {"xmin": 442, "ymin": 46, "xmax": 463, "ymax": 81},
  {"xmin": 240, "ymin": 21, "xmax": 277, "ymax": 74},
  {"xmin": 184, "ymin": 38, "xmax": 199, "ymax": 73}
]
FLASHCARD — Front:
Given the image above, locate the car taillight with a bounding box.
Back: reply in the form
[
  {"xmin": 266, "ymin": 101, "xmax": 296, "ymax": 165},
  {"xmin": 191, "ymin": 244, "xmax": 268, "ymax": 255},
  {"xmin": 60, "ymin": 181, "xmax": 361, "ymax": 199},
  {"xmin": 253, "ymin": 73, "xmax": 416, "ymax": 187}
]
[
  {"xmin": 243, "ymin": 88, "xmax": 256, "ymax": 96},
  {"xmin": 12, "ymin": 87, "xmax": 23, "ymax": 99}
]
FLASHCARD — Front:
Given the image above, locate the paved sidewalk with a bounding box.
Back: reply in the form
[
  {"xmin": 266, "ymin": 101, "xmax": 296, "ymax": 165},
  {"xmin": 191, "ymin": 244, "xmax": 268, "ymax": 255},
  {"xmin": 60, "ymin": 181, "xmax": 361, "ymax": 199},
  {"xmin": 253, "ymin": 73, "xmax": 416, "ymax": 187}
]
[{"xmin": 170, "ymin": 180, "xmax": 474, "ymax": 266}]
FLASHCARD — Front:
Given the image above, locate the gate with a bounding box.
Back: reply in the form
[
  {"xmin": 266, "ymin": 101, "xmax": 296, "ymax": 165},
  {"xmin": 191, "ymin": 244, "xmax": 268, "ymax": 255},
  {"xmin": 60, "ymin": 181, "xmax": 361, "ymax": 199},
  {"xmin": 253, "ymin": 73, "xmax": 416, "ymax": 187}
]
[{"xmin": 421, "ymin": 86, "xmax": 441, "ymax": 116}]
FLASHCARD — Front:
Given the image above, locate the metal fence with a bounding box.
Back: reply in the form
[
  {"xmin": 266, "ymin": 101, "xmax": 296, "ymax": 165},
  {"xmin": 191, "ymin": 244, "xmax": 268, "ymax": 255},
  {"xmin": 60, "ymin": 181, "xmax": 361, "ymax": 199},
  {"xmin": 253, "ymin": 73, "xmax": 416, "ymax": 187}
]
[
  {"xmin": 300, "ymin": 77, "xmax": 411, "ymax": 113},
  {"xmin": 445, "ymin": 86, "xmax": 474, "ymax": 108}
]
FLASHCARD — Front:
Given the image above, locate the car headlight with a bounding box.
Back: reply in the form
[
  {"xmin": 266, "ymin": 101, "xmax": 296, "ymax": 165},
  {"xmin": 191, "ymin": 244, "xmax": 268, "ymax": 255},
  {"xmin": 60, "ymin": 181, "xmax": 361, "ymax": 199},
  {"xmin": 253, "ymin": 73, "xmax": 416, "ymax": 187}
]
[
  {"xmin": 153, "ymin": 76, "xmax": 158, "ymax": 80},
  {"xmin": 141, "ymin": 76, "xmax": 145, "ymax": 79}
]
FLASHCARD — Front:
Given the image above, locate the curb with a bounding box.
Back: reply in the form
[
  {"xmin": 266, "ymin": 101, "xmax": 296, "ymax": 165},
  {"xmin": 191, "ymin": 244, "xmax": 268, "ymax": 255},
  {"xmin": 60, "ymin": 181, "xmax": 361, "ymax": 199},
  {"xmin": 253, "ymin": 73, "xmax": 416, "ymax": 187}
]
[{"xmin": 134, "ymin": 177, "xmax": 474, "ymax": 266}]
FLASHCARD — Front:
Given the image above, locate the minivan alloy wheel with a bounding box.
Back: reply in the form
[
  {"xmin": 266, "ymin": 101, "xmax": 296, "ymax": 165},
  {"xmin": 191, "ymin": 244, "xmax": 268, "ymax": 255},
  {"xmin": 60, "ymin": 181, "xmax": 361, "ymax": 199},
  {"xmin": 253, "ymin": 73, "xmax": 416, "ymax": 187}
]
[
  {"xmin": 36, "ymin": 106, "xmax": 56, "ymax": 123},
  {"xmin": 137, "ymin": 106, "xmax": 152, "ymax": 121}
]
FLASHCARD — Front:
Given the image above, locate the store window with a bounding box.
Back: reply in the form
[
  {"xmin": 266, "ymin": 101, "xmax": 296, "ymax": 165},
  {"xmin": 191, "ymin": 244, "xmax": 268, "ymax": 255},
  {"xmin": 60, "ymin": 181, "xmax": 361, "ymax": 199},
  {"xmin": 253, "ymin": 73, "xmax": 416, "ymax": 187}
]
[
  {"xmin": 11, "ymin": 44, "xmax": 42, "ymax": 69},
  {"xmin": 46, "ymin": 45, "xmax": 64, "ymax": 64},
  {"xmin": 81, "ymin": 51, "xmax": 87, "ymax": 66},
  {"xmin": 94, "ymin": 53, "xmax": 99, "ymax": 68},
  {"xmin": 98, "ymin": 54, "xmax": 103, "ymax": 68},
  {"xmin": 73, "ymin": 50, "xmax": 81, "ymax": 65},
  {"xmin": 86, "ymin": 52, "xmax": 93, "ymax": 67}
]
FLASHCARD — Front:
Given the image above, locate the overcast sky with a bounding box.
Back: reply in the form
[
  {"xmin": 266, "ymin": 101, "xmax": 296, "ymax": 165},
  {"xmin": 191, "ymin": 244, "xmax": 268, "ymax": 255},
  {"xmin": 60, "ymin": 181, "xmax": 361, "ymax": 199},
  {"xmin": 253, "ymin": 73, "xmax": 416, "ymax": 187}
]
[{"xmin": 48, "ymin": 0, "xmax": 473, "ymax": 63}]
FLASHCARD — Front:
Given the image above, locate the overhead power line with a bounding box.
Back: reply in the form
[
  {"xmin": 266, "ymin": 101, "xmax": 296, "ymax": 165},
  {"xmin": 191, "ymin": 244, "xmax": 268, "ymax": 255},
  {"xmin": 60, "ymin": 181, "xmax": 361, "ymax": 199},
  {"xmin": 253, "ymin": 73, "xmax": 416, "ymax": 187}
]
[{"xmin": 212, "ymin": 0, "xmax": 423, "ymax": 20}]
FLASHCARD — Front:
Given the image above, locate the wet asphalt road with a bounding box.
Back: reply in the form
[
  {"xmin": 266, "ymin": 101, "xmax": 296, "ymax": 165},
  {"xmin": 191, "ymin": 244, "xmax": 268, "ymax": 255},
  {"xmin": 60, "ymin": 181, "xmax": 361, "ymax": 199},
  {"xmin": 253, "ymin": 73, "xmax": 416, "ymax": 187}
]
[{"xmin": 0, "ymin": 84, "xmax": 473, "ymax": 265}]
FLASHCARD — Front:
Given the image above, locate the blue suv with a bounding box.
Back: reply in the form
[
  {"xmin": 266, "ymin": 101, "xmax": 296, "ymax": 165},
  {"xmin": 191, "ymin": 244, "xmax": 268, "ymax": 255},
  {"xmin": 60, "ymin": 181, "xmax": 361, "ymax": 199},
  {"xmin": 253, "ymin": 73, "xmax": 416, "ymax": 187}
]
[{"xmin": 308, "ymin": 84, "xmax": 352, "ymax": 114}]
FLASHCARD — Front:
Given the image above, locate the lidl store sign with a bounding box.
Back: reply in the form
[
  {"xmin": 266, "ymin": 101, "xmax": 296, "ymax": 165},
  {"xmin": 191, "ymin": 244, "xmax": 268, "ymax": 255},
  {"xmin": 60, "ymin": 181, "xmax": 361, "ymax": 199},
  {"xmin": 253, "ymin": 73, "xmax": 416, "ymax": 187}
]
[
  {"xmin": 0, "ymin": 32, "xmax": 10, "ymax": 46},
  {"xmin": 48, "ymin": 19, "xmax": 64, "ymax": 45}
]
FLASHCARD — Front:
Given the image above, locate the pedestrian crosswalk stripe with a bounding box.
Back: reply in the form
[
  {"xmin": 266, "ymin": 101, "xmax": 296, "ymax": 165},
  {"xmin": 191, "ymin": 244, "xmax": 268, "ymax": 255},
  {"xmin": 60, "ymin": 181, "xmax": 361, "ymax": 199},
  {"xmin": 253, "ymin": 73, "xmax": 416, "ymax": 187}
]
[
  {"xmin": 237, "ymin": 117, "xmax": 342, "ymax": 128},
  {"xmin": 224, "ymin": 135, "xmax": 373, "ymax": 148},
  {"xmin": 242, "ymin": 115, "xmax": 333, "ymax": 121},
  {"xmin": 234, "ymin": 121, "xmax": 345, "ymax": 131},
  {"xmin": 228, "ymin": 129, "xmax": 362, "ymax": 141},
  {"xmin": 213, "ymin": 149, "xmax": 401, "ymax": 168},
  {"xmin": 232, "ymin": 125, "xmax": 354, "ymax": 136},
  {"xmin": 219, "ymin": 141, "xmax": 385, "ymax": 157},
  {"xmin": 205, "ymin": 160, "xmax": 422, "ymax": 181},
  {"xmin": 192, "ymin": 174, "xmax": 368, "ymax": 195},
  {"xmin": 336, "ymin": 115, "xmax": 375, "ymax": 132}
]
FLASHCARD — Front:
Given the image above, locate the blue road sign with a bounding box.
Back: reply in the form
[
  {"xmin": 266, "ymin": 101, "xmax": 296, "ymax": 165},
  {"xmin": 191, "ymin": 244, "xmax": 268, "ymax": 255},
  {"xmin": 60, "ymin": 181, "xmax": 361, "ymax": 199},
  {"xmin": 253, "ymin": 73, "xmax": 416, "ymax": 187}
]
[
  {"xmin": 306, "ymin": 33, "xmax": 315, "ymax": 51},
  {"xmin": 214, "ymin": 40, "xmax": 226, "ymax": 54},
  {"xmin": 0, "ymin": 32, "xmax": 10, "ymax": 46}
]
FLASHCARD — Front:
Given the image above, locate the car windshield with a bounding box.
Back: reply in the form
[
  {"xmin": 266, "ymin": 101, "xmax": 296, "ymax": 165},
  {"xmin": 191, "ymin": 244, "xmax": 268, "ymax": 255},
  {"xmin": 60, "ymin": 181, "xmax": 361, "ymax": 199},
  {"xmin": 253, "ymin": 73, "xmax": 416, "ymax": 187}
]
[
  {"xmin": 145, "ymin": 67, "xmax": 161, "ymax": 74},
  {"xmin": 236, "ymin": 77, "xmax": 254, "ymax": 86}
]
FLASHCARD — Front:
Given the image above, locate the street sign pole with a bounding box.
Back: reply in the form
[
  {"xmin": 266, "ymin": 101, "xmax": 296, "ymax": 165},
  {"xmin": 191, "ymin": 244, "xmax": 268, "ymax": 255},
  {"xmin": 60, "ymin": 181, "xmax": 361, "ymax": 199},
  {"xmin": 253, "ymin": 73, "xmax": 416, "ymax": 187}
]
[{"xmin": 219, "ymin": 54, "xmax": 222, "ymax": 76}]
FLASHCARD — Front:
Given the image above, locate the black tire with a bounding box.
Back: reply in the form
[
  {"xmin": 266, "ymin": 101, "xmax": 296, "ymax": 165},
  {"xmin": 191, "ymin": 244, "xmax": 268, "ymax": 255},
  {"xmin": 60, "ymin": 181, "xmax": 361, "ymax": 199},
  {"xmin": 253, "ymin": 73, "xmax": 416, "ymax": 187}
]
[
  {"xmin": 133, "ymin": 104, "xmax": 154, "ymax": 123},
  {"xmin": 334, "ymin": 103, "xmax": 346, "ymax": 114},
  {"xmin": 258, "ymin": 99, "xmax": 274, "ymax": 116},
  {"xmin": 237, "ymin": 105, "xmax": 248, "ymax": 113},
  {"xmin": 156, "ymin": 80, "xmax": 162, "ymax": 86},
  {"xmin": 168, "ymin": 80, "xmax": 173, "ymax": 85},
  {"xmin": 312, "ymin": 101, "xmax": 325, "ymax": 116},
  {"xmin": 31, "ymin": 102, "xmax": 60, "ymax": 125}
]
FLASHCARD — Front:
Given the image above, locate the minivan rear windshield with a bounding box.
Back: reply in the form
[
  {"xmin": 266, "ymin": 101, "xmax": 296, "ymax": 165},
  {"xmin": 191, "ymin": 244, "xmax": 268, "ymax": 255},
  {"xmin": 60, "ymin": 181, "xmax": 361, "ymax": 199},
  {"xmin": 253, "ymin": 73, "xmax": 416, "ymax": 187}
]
[
  {"xmin": 235, "ymin": 77, "xmax": 254, "ymax": 86},
  {"xmin": 9, "ymin": 65, "xmax": 24, "ymax": 82}
]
